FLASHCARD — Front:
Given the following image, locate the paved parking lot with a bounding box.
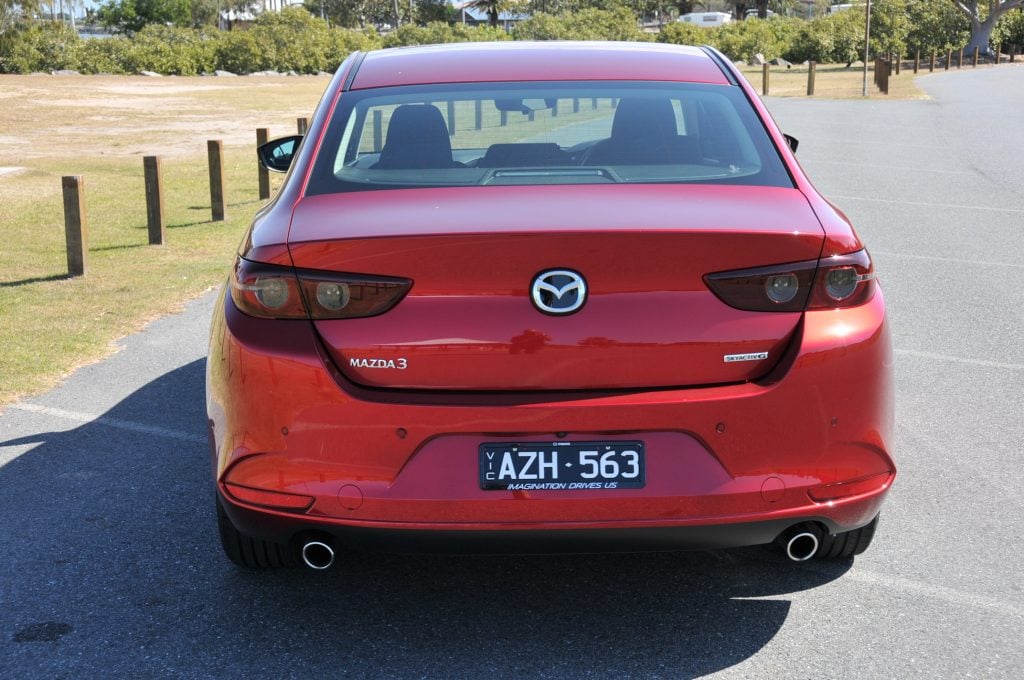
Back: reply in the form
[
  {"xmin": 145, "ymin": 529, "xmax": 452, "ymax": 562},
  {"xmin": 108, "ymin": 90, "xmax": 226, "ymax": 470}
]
[{"xmin": 1, "ymin": 66, "xmax": 1022, "ymax": 677}]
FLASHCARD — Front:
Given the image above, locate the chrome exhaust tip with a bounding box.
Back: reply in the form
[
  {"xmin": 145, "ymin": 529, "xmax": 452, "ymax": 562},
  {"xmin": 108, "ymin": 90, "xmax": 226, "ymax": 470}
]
[
  {"xmin": 785, "ymin": 531, "xmax": 819, "ymax": 562},
  {"xmin": 301, "ymin": 541, "xmax": 335, "ymax": 570}
]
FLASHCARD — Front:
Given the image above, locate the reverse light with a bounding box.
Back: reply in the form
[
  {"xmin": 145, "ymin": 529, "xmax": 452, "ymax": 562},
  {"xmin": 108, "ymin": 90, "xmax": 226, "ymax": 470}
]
[
  {"xmin": 705, "ymin": 249, "xmax": 876, "ymax": 312},
  {"xmin": 230, "ymin": 256, "xmax": 412, "ymax": 320}
]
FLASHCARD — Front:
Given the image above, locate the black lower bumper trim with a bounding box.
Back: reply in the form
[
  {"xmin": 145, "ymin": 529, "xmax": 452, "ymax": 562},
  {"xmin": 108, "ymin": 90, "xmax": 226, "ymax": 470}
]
[{"xmin": 218, "ymin": 491, "xmax": 838, "ymax": 555}]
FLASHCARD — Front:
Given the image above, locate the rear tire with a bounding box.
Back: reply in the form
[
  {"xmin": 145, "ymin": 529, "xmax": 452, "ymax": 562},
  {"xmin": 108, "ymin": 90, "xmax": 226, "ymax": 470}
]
[
  {"xmin": 216, "ymin": 495, "xmax": 295, "ymax": 569},
  {"xmin": 817, "ymin": 514, "xmax": 879, "ymax": 560}
]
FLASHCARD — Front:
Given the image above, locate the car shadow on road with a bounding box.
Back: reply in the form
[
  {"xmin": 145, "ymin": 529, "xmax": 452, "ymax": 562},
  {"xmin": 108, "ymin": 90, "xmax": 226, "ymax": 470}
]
[{"xmin": 0, "ymin": 359, "xmax": 851, "ymax": 677}]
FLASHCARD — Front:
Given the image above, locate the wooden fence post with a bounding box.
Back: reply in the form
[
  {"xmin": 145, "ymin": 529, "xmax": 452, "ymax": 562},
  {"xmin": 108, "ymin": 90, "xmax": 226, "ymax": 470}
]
[
  {"xmin": 61, "ymin": 176, "xmax": 87, "ymax": 277},
  {"xmin": 446, "ymin": 101, "xmax": 456, "ymax": 136},
  {"xmin": 143, "ymin": 156, "xmax": 165, "ymax": 245},
  {"xmin": 1011, "ymin": 45, "xmax": 1016, "ymax": 62},
  {"xmin": 551, "ymin": 100, "xmax": 558, "ymax": 117},
  {"xmin": 256, "ymin": 128, "xmax": 270, "ymax": 200},
  {"xmin": 297, "ymin": 117, "xmax": 309, "ymax": 135},
  {"xmin": 500, "ymin": 110, "xmax": 508, "ymax": 127},
  {"xmin": 994, "ymin": 44, "xmax": 1001, "ymax": 64},
  {"xmin": 806, "ymin": 61, "xmax": 816, "ymax": 96},
  {"xmin": 207, "ymin": 140, "xmax": 226, "ymax": 222},
  {"xmin": 474, "ymin": 100, "xmax": 483, "ymax": 130},
  {"xmin": 945, "ymin": 49, "xmax": 952, "ymax": 70},
  {"xmin": 591, "ymin": 98, "xmax": 598, "ymax": 109},
  {"xmin": 914, "ymin": 50, "xmax": 920, "ymax": 74},
  {"xmin": 958, "ymin": 47, "xmax": 963, "ymax": 68},
  {"xmin": 762, "ymin": 63, "xmax": 770, "ymax": 96},
  {"xmin": 895, "ymin": 53, "xmax": 901, "ymax": 75},
  {"xmin": 930, "ymin": 49, "xmax": 936, "ymax": 72},
  {"xmin": 973, "ymin": 46, "xmax": 979, "ymax": 67},
  {"xmin": 372, "ymin": 110, "xmax": 383, "ymax": 152},
  {"xmin": 572, "ymin": 98, "xmax": 580, "ymax": 113}
]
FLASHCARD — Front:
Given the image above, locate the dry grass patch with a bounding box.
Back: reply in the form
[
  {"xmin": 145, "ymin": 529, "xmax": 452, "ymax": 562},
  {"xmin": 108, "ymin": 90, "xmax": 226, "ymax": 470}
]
[{"xmin": 0, "ymin": 74, "xmax": 329, "ymax": 406}]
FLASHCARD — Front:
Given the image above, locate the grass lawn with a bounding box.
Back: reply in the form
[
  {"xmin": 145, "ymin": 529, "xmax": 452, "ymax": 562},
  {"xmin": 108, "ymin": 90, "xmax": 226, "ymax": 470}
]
[
  {"xmin": 0, "ymin": 74, "xmax": 330, "ymax": 406},
  {"xmin": 738, "ymin": 62, "xmax": 928, "ymax": 99},
  {"xmin": 0, "ymin": 63, "xmax": 947, "ymax": 406}
]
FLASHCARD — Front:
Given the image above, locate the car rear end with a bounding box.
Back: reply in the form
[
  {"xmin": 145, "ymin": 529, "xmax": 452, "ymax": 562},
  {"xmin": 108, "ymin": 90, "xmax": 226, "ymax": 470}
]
[{"xmin": 207, "ymin": 43, "xmax": 894, "ymax": 568}]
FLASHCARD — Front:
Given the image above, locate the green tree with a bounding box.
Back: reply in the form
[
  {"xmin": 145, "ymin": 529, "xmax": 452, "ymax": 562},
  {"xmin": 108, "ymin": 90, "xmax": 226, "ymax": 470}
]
[
  {"xmin": 952, "ymin": 0, "xmax": 1024, "ymax": 54},
  {"xmin": 870, "ymin": 0, "xmax": 910, "ymax": 56},
  {"xmin": 97, "ymin": 0, "xmax": 192, "ymax": 34},
  {"xmin": 993, "ymin": 6, "xmax": 1024, "ymax": 48},
  {"xmin": 906, "ymin": 0, "xmax": 969, "ymax": 52}
]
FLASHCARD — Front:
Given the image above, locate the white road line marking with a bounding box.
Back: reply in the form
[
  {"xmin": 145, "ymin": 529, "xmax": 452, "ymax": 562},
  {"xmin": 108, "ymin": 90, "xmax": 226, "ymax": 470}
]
[
  {"xmin": 831, "ymin": 567, "xmax": 1024, "ymax": 620},
  {"xmin": 872, "ymin": 251, "xmax": 1024, "ymax": 269},
  {"xmin": 832, "ymin": 195, "xmax": 1024, "ymax": 215},
  {"xmin": 6, "ymin": 403, "xmax": 205, "ymax": 443},
  {"xmin": 895, "ymin": 349, "xmax": 1024, "ymax": 371}
]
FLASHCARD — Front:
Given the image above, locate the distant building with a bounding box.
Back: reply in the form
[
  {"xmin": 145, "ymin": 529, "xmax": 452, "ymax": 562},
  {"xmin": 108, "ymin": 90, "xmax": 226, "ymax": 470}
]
[
  {"xmin": 220, "ymin": 0, "xmax": 305, "ymax": 30},
  {"xmin": 677, "ymin": 12, "xmax": 732, "ymax": 27}
]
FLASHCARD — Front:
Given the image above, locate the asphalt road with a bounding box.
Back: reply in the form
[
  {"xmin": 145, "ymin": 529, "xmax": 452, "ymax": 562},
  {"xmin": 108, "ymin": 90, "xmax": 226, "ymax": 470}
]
[{"xmin": 2, "ymin": 65, "xmax": 1023, "ymax": 678}]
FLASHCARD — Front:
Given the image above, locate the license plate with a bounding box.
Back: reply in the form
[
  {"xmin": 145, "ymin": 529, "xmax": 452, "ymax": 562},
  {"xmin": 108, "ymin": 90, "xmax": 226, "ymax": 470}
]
[{"xmin": 479, "ymin": 441, "xmax": 645, "ymax": 491}]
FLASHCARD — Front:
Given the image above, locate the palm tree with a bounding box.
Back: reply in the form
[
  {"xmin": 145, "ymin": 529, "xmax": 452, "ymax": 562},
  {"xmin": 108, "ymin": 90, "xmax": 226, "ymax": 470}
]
[{"xmin": 464, "ymin": 0, "xmax": 500, "ymax": 28}]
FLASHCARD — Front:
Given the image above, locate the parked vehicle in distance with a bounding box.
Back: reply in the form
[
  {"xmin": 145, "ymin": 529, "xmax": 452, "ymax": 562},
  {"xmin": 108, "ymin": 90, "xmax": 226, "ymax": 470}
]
[
  {"xmin": 208, "ymin": 41, "xmax": 895, "ymax": 571},
  {"xmin": 678, "ymin": 11, "xmax": 733, "ymax": 27}
]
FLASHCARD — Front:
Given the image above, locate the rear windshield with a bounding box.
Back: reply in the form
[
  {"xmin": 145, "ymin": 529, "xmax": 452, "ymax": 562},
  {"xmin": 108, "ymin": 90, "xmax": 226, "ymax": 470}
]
[{"xmin": 306, "ymin": 81, "xmax": 792, "ymax": 195}]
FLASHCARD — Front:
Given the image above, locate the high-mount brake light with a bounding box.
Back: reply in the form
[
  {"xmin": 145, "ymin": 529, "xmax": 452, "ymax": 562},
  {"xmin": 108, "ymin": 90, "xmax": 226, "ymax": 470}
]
[
  {"xmin": 705, "ymin": 249, "xmax": 876, "ymax": 312},
  {"xmin": 230, "ymin": 257, "xmax": 412, "ymax": 320}
]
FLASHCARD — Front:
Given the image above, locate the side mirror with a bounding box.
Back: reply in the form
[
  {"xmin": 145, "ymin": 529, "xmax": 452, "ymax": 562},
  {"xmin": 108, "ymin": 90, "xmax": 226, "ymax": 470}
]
[
  {"xmin": 258, "ymin": 135, "xmax": 302, "ymax": 173},
  {"xmin": 783, "ymin": 133, "xmax": 799, "ymax": 154}
]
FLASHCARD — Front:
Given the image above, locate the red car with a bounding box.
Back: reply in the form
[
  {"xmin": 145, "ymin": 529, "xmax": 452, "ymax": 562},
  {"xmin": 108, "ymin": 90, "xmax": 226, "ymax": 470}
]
[{"xmin": 207, "ymin": 42, "xmax": 895, "ymax": 570}]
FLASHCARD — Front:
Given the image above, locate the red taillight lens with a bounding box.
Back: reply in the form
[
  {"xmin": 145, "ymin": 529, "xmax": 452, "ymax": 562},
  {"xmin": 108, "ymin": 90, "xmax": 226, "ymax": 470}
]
[
  {"xmin": 230, "ymin": 257, "xmax": 413, "ymax": 320},
  {"xmin": 807, "ymin": 249, "xmax": 876, "ymax": 310},
  {"xmin": 230, "ymin": 258, "xmax": 307, "ymax": 319},
  {"xmin": 704, "ymin": 249, "xmax": 875, "ymax": 312},
  {"xmin": 296, "ymin": 273, "xmax": 412, "ymax": 320}
]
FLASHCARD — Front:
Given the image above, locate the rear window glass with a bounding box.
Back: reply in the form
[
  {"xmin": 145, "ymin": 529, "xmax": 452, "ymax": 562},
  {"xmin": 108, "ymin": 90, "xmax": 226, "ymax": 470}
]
[{"xmin": 306, "ymin": 81, "xmax": 792, "ymax": 195}]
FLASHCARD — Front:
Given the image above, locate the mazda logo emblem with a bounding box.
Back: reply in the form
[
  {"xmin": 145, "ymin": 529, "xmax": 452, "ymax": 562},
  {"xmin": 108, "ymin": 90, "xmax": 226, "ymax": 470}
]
[{"xmin": 531, "ymin": 269, "xmax": 587, "ymax": 315}]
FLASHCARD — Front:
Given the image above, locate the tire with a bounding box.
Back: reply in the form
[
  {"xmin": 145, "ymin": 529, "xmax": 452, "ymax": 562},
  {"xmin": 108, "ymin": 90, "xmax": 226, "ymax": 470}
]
[
  {"xmin": 817, "ymin": 514, "xmax": 879, "ymax": 560},
  {"xmin": 216, "ymin": 496, "xmax": 295, "ymax": 569}
]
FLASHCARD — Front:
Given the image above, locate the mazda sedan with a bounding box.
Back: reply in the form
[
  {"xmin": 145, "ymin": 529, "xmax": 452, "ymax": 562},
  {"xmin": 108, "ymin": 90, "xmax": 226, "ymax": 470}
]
[{"xmin": 207, "ymin": 42, "xmax": 895, "ymax": 570}]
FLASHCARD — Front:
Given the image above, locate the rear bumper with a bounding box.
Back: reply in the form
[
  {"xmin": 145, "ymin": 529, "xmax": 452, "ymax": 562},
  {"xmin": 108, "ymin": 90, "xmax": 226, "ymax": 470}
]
[
  {"xmin": 217, "ymin": 487, "xmax": 880, "ymax": 554},
  {"xmin": 207, "ymin": 285, "xmax": 895, "ymax": 548}
]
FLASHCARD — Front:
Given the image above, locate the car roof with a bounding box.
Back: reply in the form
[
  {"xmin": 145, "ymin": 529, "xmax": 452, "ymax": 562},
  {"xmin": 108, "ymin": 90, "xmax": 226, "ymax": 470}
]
[{"xmin": 349, "ymin": 41, "xmax": 731, "ymax": 90}]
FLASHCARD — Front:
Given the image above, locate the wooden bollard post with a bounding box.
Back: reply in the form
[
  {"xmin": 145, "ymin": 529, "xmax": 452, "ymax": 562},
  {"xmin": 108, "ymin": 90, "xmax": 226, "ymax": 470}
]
[
  {"xmin": 551, "ymin": 100, "xmax": 558, "ymax": 117},
  {"xmin": 930, "ymin": 49, "xmax": 936, "ymax": 72},
  {"xmin": 500, "ymin": 110, "xmax": 508, "ymax": 127},
  {"xmin": 528, "ymin": 110, "xmax": 535, "ymax": 122},
  {"xmin": 807, "ymin": 61, "xmax": 816, "ymax": 96},
  {"xmin": 958, "ymin": 47, "xmax": 963, "ymax": 68},
  {"xmin": 61, "ymin": 175, "xmax": 87, "ymax": 277},
  {"xmin": 474, "ymin": 100, "xmax": 483, "ymax": 130},
  {"xmin": 446, "ymin": 101, "xmax": 456, "ymax": 136},
  {"xmin": 994, "ymin": 44, "xmax": 1001, "ymax": 64},
  {"xmin": 297, "ymin": 117, "xmax": 309, "ymax": 135},
  {"xmin": 895, "ymin": 53, "xmax": 900, "ymax": 75},
  {"xmin": 973, "ymin": 46, "xmax": 979, "ymax": 67},
  {"xmin": 914, "ymin": 50, "xmax": 920, "ymax": 74},
  {"xmin": 572, "ymin": 98, "xmax": 580, "ymax": 113},
  {"xmin": 591, "ymin": 98, "xmax": 598, "ymax": 109},
  {"xmin": 945, "ymin": 49, "xmax": 952, "ymax": 70},
  {"xmin": 143, "ymin": 156, "xmax": 165, "ymax": 245},
  {"xmin": 207, "ymin": 140, "xmax": 226, "ymax": 222},
  {"xmin": 372, "ymin": 110, "xmax": 383, "ymax": 151},
  {"xmin": 762, "ymin": 63, "xmax": 770, "ymax": 96},
  {"xmin": 1011, "ymin": 45, "xmax": 1016, "ymax": 63},
  {"xmin": 256, "ymin": 128, "xmax": 270, "ymax": 201}
]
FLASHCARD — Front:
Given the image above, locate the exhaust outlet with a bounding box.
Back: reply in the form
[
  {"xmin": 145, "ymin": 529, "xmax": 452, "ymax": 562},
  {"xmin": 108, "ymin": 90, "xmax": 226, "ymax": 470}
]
[
  {"xmin": 784, "ymin": 531, "xmax": 819, "ymax": 562},
  {"xmin": 301, "ymin": 541, "xmax": 335, "ymax": 570}
]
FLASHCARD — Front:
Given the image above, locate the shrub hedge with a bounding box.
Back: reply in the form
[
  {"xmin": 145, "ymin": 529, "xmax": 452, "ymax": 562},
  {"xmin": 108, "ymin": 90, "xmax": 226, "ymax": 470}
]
[{"xmin": 1, "ymin": 6, "xmax": 1019, "ymax": 76}]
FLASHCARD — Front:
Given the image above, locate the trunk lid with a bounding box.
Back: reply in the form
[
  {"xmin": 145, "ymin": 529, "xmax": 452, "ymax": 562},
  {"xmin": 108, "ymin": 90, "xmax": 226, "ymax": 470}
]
[{"xmin": 288, "ymin": 185, "xmax": 823, "ymax": 390}]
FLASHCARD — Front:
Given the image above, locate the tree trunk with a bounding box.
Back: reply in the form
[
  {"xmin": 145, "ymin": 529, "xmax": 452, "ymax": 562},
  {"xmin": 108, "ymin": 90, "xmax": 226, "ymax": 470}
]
[
  {"xmin": 965, "ymin": 13, "xmax": 999, "ymax": 56},
  {"xmin": 489, "ymin": 8, "xmax": 498, "ymax": 28}
]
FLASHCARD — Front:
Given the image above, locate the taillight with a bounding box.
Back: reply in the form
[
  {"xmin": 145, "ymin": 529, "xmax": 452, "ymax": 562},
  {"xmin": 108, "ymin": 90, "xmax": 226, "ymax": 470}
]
[
  {"xmin": 230, "ymin": 256, "xmax": 412, "ymax": 320},
  {"xmin": 704, "ymin": 249, "xmax": 875, "ymax": 312}
]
